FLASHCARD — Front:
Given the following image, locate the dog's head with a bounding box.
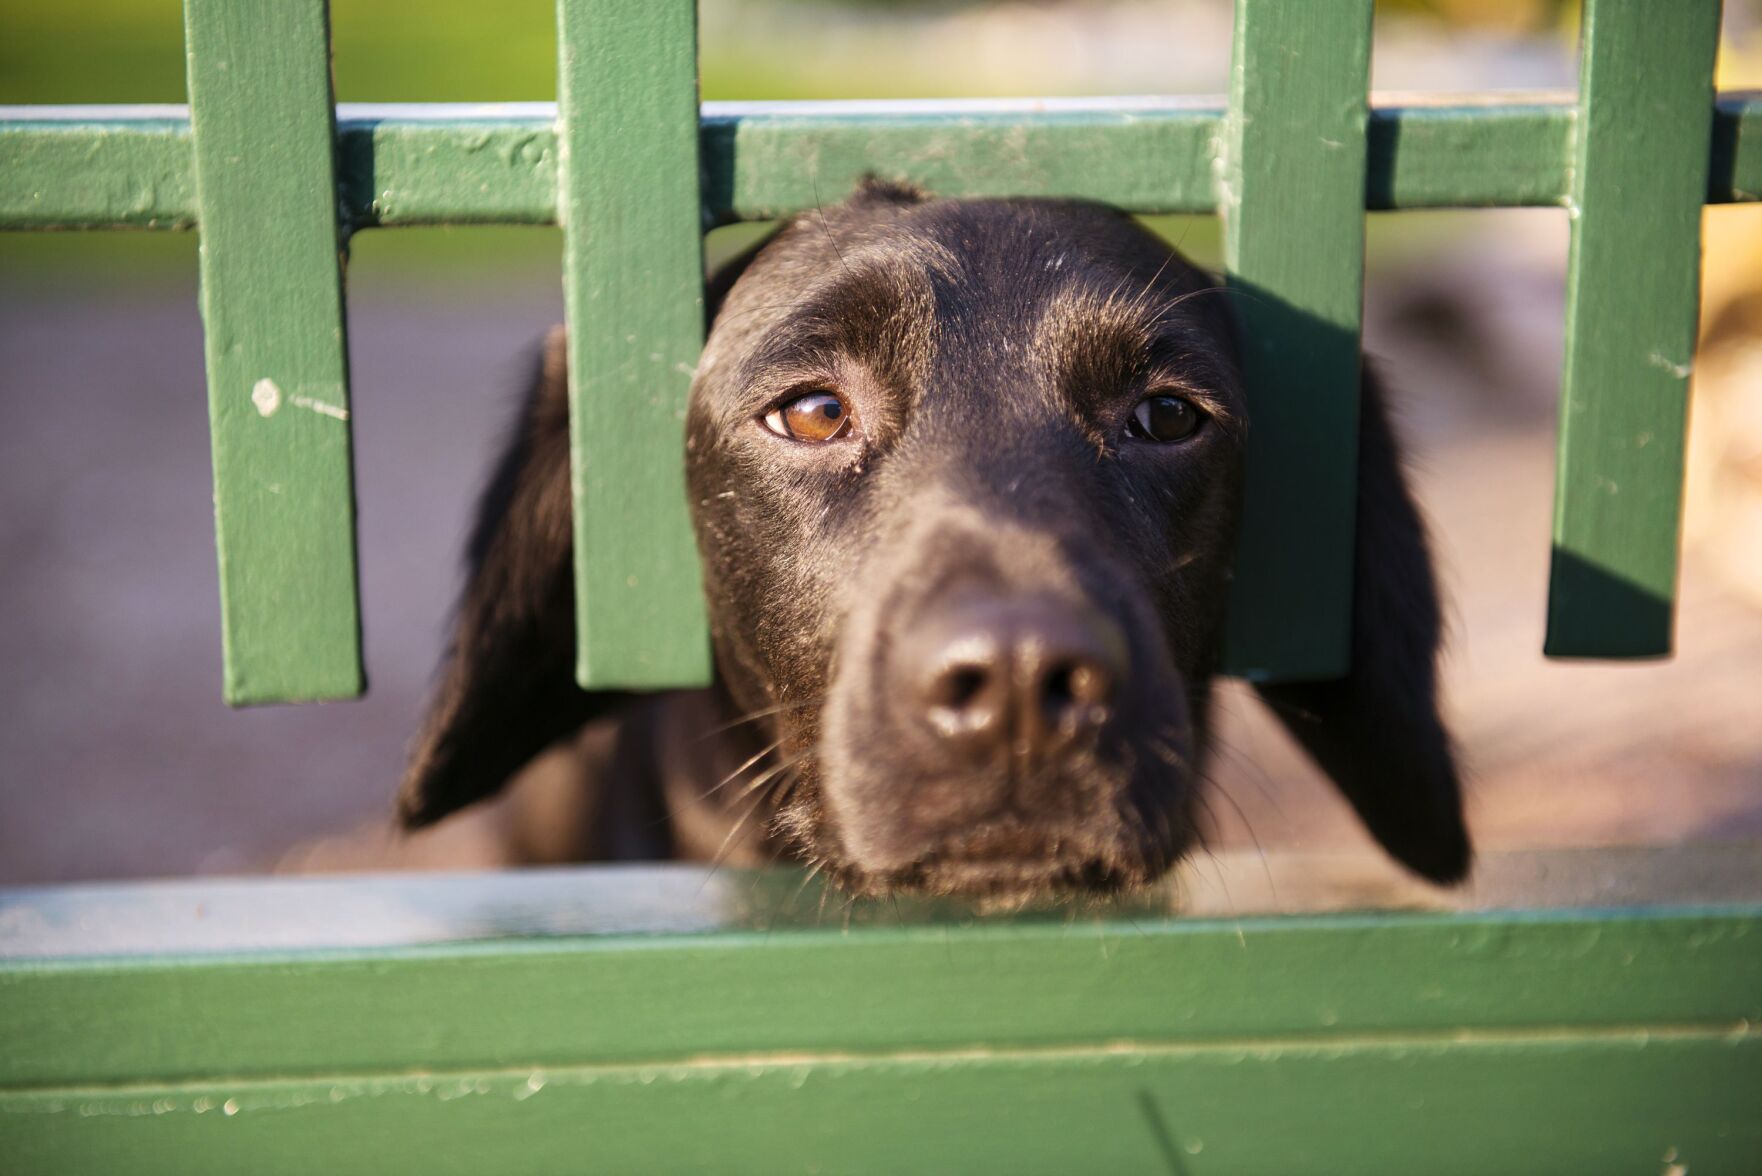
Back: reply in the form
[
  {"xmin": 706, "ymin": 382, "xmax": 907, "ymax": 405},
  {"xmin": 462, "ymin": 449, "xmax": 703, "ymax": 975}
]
[{"xmin": 398, "ymin": 183, "xmax": 1470, "ymax": 900}]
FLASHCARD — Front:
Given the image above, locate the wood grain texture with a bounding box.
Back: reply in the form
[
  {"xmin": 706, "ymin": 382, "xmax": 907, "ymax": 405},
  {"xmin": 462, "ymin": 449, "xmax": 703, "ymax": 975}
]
[
  {"xmin": 182, "ymin": 0, "xmax": 363, "ymax": 702},
  {"xmin": 1545, "ymin": 0, "xmax": 1722, "ymax": 658},
  {"xmin": 556, "ymin": 0, "xmax": 712, "ymax": 688},
  {"xmin": 1219, "ymin": 0, "xmax": 1374, "ymax": 681}
]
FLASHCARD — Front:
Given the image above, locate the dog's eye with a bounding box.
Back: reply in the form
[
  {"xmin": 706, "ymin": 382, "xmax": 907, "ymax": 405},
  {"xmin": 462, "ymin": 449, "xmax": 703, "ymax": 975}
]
[
  {"xmin": 762, "ymin": 390, "xmax": 853, "ymax": 443},
  {"xmin": 1127, "ymin": 394, "xmax": 1203, "ymax": 443}
]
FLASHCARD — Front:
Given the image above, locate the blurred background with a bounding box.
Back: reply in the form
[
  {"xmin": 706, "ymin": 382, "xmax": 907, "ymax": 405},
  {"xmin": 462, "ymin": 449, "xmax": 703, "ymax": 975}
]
[{"xmin": 2, "ymin": 0, "xmax": 1760, "ymax": 886}]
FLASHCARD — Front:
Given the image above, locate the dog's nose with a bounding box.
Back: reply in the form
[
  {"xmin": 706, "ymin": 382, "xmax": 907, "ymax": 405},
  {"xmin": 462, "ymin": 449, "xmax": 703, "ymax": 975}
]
[{"xmin": 904, "ymin": 595, "xmax": 1126, "ymax": 771}]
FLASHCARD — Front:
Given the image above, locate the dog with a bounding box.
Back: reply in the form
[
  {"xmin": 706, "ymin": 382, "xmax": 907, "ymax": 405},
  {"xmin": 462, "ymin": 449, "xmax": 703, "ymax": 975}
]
[{"xmin": 394, "ymin": 180, "xmax": 1470, "ymax": 901}]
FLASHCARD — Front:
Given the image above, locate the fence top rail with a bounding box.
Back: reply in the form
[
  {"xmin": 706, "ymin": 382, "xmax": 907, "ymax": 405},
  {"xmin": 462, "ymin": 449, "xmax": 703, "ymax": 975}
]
[
  {"xmin": 5, "ymin": 91, "xmax": 1758, "ymax": 234},
  {"xmin": 0, "ymin": 91, "xmax": 1590, "ymax": 124},
  {"xmin": 5, "ymin": 845, "xmax": 1760, "ymax": 963}
]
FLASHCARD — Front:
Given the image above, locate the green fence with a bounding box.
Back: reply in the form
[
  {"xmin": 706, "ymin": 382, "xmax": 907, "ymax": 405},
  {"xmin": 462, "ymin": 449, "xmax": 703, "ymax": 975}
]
[
  {"xmin": 2, "ymin": 851, "xmax": 1760, "ymax": 1172},
  {"xmin": 3, "ymin": 0, "xmax": 1757, "ymax": 701},
  {"xmin": 3, "ymin": 1, "xmax": 1761, "ymax": 1171}
]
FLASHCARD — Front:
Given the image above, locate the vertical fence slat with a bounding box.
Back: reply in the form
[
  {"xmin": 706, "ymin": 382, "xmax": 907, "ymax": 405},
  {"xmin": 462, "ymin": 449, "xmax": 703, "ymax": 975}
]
[
  {"xmin": 1544, "ymin": 0, "xmax": 1722, "ymax": 658},
  {"xmin": 1219, "ymin": 0, "xmax": 1374, "ymax": 682},
  {"xmin": 556, "ymin": 0, "xmax": 712, "ymax": 689},
  {"xmin": 182, "ymin": 0, "xmax": 363, "ymax": 704}
]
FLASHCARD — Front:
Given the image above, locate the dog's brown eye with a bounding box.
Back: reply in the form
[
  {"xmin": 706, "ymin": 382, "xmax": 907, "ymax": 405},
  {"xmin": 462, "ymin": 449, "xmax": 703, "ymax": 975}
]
[
  {"xmin": 763, "ymin": 390, "xmax": 852, "ymax": 443},
  {"xmin": 1128, "ymin": 394, "xmax": 1203, "ymax": 443}
]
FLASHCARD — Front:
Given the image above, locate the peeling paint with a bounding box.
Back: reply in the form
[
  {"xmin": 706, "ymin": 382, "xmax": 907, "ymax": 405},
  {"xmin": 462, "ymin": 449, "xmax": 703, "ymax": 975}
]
[
  {"xmin": 288, "ymin": 394, "xmax": 349, "ymax": 421},
  {"xmin": 1648, "ymin": 352, "xmax": 1693, "ymax": 380},
  {"xmin": 250, "ymin": 378, "xmax": 281, "ymax": 417}
]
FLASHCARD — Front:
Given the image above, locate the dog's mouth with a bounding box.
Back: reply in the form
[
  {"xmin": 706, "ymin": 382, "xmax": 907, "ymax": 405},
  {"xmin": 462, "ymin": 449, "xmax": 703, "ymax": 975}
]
[
  {"xmin": 839, "ymin": 855, "xmax": 1139, "ymax": 909},
  {"xmin": 814, "ymin": 812, "xmax": 1191, "ymax": 904}
]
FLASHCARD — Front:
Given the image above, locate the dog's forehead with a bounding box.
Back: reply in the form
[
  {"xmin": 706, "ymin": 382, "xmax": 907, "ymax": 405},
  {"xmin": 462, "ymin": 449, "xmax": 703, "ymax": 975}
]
[{"xmin": 709, "ymin": 197, "xmax": 1224, "ymax": 366}]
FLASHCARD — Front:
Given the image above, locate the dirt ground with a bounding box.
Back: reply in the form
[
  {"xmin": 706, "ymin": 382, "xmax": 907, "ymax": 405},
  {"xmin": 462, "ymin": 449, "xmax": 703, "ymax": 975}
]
[{"xmin": 3, "ymin": 215, "xmax": 1760, "ymax": 888}]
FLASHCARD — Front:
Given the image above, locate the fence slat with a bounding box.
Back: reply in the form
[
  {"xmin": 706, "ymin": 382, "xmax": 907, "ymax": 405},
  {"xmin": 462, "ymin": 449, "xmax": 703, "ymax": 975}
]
[
  {"xmin": 556, "ymin": 0, "xmax": 712, "ymax": 689},
  {"xmin": 1219, "ymin": 0, "xmax": 1374, "ymax": 681},
  {"xmin": 1545, "ymin": 0, "xmax": 1722, "ymax": 658},
  {"xmin": 182, "ymin": 0, "xmax": 363, "ymax": 703}
]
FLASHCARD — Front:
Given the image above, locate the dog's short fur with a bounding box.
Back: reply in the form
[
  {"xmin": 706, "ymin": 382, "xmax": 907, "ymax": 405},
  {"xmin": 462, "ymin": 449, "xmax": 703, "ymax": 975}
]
[{"xmin": 396, "ymin": 183, "xmax": 1470, "ymax": 900}]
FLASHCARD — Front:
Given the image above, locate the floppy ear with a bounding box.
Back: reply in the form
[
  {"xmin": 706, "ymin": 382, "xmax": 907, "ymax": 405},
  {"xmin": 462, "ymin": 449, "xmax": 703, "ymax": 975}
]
[
  {"xmin": 399, "ymin": 238, "xmax": 778, "ymax": 829},
  {"xmin": 397, "ymin": 328, "xmax": 619, "ymax": 828},
  {"xmin": 1251, "ymin": 366, "xmax": 1472, "ymax": 884}
]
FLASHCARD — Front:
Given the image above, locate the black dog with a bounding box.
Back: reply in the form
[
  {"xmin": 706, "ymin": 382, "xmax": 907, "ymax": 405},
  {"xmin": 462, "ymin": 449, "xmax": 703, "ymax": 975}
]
[{"xmin": 396, "ymin": 182, "xmax": 1469, "ymax": 900}]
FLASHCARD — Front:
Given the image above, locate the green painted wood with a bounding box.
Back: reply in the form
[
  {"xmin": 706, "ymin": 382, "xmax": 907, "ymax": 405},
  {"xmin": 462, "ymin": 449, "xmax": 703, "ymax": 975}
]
[
  {"xmin": 1218, "ymin": 0, "xmax": 1374, "ymax": 681},
  {"xmin": 6, "ymin": 1031, "xmax": 1758, "ymax": 1175},
  {"xmin": 555, "ymin": 0, "xmax": 712, "ymax": 688},
  {"xmin": 1363, "ymin": 94, "xmax": 1571, "ymax": 210},
  {"xmin": 0, "ymin": 109, "xmax": 194, "ymax": 230},
  {"xmin": 182, "ymin": 0, "xmax": 363, "ymax": 703},
  {"xmin": 2, "ymin": 864, "xmax": 1759, "ymax": 1089},
  {"xmin": 1713, "ymin": 88, "xmax": 1762, "ymax": 202},
  {"xmin": 1, "ymin": 862, "xmax": 1758, "ymax": 1171},
  {"xmin": 1545, "ymin": 0, "xmax": 1722, "ymax": 659},
  {"xmin": 7, "ymin": 94, "xmax": 1757, "ymax": 233},
  {"xmin": 332, "ymin": 105, "xmax": 559, "ymax": 227},
  {"xmin": 700, "ymin": 97, "xmax": 1221, "ymax": 222}
]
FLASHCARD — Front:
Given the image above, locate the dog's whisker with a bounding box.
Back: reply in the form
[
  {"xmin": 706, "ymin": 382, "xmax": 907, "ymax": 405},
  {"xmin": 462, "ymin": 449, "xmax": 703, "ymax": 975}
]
[
  {"xmin": 1124, "ymin": 249, "xmax": 1179, "ymax": 317},
  {"xmin": 728, "ymin": 752, "xmax": 807, "ymax": 805},
  {"xmin": 700, "ymin": 737, "xmax": 785, "ymax": 799},
  {"xmin": 815, "ymin": 861, "xmax": 835, "ymax": 925},
  {"xmin": 704, "ymin": 785, "xmax": 779, "ymax": 879},
  {"xmin": 1191, "ymin": 788, "xmax": 1224, "ymax": 849},
  {"xmin": 696, "ymin": 697, "xmax": 821, "ymax": 741},
  {"xmin": 1238, "ymin": 690, "xmax": 1324, "ymax": 726},
  {"xmin": 1196, "ymin": 838, "xmax": 1246, "ymax": 934},
  {"xmin": 787, "ymin": 859, "xmax": 827, "ymax": 912},
  {"xmin": 811, "ymin": 175, "xmax": 856, "ymax": 281},
  {"xmin": 703, "ymin": 753, "xmax": 816, "ymax": 888},
  {"xmin": 1199, "ymin": 724, "xmax": 1288, "ymax": 819},
  {"xmin": 1205, "ymin": 777, "xmax": 1279, "ymax": 900}
]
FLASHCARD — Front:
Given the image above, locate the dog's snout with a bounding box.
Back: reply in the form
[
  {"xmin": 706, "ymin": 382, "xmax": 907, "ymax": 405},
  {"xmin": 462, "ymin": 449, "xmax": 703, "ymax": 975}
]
[{"xmin": 905, "ymin": 595, "xmax": 1126, "ymax": 770}]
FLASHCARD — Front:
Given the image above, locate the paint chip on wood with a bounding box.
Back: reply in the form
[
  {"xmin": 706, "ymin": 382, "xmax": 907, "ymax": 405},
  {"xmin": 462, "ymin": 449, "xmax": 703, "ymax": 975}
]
[
  {"xmin": 251, "ymin": 378, "xmax": 282, "ymax": 417},
  {"xmin": 290, "ymin": 394, "xmax": 349, "ymax": 421}
]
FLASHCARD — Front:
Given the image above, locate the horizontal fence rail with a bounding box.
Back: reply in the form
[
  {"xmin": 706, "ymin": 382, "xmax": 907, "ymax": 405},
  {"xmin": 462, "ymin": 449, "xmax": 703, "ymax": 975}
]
[
  {"xmin": 0, "ymin": 0, "xmax": 1755, "ymax": 702},
  {"xmin": 2, "ymin": 852, "xmax": 1760, "ymax": 1173},
  {"xmin": 10, "ymin": 94, "xmax": 1762, "ymax": 229},
  {"xmin": 6, "ymin": 94, "xmax": 1762, "ymax": 231}
]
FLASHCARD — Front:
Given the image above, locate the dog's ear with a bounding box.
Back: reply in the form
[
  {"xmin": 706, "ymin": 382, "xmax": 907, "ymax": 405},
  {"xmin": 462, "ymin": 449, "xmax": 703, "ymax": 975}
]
[
  {"xmin": 1251, "ymin": 367, "xmax": 1471, "ymax": 884},
  {"xmin": 399, "ymin": 236, "xmax": 778, "ymax": 830},
  {"xmin": 397, "ymin": 328, "xmax": 617, "ymax": 828}
]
